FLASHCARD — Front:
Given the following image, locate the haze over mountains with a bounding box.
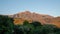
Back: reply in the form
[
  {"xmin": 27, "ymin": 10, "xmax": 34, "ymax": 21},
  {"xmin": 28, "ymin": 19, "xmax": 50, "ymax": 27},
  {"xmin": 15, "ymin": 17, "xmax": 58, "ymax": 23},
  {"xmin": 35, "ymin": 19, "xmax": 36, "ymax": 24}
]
[{"xmin": 8, "ymin": 11, "xmax": 60, "ymax": 27}]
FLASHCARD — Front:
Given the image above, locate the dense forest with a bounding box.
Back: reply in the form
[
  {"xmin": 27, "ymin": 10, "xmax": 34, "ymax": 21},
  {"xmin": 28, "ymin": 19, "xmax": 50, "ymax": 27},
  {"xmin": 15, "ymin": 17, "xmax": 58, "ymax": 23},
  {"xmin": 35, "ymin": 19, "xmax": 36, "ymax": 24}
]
[{"xmin": 0, "ymin": 15, "xmax": 60, "ymax": 34}]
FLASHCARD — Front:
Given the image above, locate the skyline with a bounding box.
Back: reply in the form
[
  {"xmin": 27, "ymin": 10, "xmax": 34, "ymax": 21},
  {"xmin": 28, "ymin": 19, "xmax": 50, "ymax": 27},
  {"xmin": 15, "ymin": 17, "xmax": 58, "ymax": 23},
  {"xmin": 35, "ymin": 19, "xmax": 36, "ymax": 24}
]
[{"xmin": 0, "ymin": 0, "xmax": 60, "ymax": 17}]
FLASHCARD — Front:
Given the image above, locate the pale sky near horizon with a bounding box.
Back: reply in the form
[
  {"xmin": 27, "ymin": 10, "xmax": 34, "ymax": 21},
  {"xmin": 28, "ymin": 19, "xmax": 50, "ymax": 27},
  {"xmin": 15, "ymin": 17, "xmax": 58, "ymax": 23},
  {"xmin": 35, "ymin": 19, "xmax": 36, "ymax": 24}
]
[{"xmin": 0, "ymin": 0, "xmax": 60, "ymax": 17}]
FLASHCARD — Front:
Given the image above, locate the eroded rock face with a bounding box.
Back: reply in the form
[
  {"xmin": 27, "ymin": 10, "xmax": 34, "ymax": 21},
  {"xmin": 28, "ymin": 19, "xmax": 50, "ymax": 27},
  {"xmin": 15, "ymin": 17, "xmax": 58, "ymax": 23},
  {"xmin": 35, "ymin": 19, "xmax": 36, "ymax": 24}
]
[{"xmin": 9, "ymin": 11, "xmax": 60, "ymax": 27}]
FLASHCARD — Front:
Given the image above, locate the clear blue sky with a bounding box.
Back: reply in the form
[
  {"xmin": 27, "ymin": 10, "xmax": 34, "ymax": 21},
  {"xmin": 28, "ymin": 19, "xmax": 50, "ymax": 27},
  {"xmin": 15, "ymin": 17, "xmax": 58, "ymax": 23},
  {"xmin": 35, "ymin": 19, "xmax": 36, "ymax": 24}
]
[{"xmin": 0, "ymin": 0, "xmax": 60, "ymax": 17}]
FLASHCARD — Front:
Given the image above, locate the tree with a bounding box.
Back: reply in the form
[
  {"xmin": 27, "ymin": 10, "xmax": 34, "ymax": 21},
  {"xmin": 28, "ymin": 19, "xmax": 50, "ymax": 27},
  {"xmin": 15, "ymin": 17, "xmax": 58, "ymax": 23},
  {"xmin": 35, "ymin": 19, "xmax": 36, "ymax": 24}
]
[
  {"xmin": 31, "ymin": 21, "xmax": 42, "ymax": 28},
  {"xmin": 28, "ymin": 21, "xmax": 42, "ymax": 34},
  {"xmin": 40, "ymin": 24, "xmax": 57, "ymax": 34},
  {"xmin": 23, "ymin": 20, "xmax": 29, "ymax": 25},
  {"xmin": 0, "ymin": 15, "xmax": 14, "ymax": 34},
  {"xmin": 14, "ymin": 25, "xmax": 24, "ymax": 34}
]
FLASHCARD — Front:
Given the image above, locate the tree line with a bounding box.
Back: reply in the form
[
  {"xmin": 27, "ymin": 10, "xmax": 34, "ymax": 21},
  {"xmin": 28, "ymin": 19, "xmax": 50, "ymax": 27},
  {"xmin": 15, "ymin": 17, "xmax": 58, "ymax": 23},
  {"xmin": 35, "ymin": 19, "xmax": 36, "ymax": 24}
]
[{"xmin": 0, "ymin": 15, "xmax": 60, "ymax": 34}]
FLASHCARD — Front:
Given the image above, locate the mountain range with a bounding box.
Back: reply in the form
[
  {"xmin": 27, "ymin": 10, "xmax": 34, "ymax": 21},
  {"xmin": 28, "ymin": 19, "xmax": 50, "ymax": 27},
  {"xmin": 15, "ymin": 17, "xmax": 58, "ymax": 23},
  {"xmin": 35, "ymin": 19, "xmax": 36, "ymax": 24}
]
[{"xmin": 8, "ymin": 11, "xmax": 60, "ymax": 27}]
